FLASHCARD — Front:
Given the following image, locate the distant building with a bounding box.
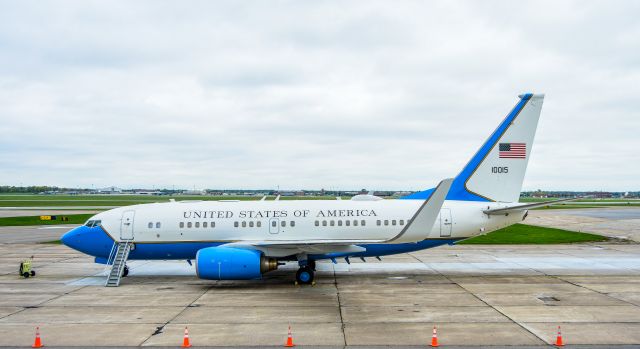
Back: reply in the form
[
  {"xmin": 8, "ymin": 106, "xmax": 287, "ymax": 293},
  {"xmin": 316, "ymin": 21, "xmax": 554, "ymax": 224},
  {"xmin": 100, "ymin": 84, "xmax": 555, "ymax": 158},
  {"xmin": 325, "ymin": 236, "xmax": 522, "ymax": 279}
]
[
  {"xmin": 182, "ymin": 189, "xmax": 206, "ymax": 195},
  {"xmin": 94, "ymin": 186, "xmax": 123, "ymax": 194}
]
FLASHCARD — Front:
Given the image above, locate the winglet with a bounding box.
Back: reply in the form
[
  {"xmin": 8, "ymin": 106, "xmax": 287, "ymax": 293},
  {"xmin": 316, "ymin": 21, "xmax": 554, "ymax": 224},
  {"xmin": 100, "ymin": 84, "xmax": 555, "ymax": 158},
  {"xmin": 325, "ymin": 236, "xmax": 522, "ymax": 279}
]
[{"xmin": 387, "ymin": 178, "xmax": 453, "ymax": 243}]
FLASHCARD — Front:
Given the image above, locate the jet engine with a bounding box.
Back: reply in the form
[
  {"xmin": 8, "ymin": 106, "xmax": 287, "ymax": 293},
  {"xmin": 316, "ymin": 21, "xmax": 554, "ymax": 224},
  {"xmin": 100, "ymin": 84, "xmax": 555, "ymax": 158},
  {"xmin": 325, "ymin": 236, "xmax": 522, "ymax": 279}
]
[{"xmin": 195, "ymin": 247, "xmax": 278, "ymax": 280}]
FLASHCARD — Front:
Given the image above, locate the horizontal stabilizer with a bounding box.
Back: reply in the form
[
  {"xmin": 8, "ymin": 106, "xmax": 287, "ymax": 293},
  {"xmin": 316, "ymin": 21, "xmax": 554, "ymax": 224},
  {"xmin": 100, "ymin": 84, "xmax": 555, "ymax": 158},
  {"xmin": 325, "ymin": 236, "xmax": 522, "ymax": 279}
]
[{"xmin": 483, "ymin": 197, "xmax": 579, "ymax": 215}]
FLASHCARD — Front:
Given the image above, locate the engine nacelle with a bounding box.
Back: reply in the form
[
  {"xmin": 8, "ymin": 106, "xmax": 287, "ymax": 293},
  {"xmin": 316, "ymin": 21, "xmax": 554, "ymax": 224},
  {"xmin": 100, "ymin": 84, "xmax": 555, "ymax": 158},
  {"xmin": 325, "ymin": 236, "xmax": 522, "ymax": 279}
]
[{"xmin": 195, "ymin": 247, "xmax": 278, "ymax": 280}]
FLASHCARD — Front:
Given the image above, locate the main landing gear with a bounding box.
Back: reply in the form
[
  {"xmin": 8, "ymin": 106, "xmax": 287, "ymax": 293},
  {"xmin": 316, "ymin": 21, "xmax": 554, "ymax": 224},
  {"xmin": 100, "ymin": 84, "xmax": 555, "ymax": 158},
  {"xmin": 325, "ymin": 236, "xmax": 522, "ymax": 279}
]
[
  {"xmin": 122, "ymin": 265, "xmax": 129, "ymax": 277},
  {"xmin": 295, "ymin": 259, "xmax": 316, "ymax": 285},
  {"xmin": 296, "ymin": 266, "xmax": 314, "ymax": 285}
]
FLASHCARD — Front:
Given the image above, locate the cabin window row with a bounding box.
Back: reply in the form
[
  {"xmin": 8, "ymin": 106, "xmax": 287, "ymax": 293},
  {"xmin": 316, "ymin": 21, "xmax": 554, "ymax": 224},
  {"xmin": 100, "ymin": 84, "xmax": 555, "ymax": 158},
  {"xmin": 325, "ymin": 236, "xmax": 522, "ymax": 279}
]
[
  {"xmin": 315, "ymin": 219, "xmax": 367, "ymax": 227},
  {"xmin": 233, "ymin": 220, "xmax": 296, "ymax": 228},
  {"xmin": 147, "ymin": 222, "xmax": 161, "ymax": 229},
  {"xmin": 378, "ymin": 219, "xmax": 405, "ymax": 226},
  {"xmin": 234, "ymin": 221, "xmax": 263, "ymax": 228},
  {"xmin": 179, "ymin": 221, "xmax": 216, "ymax": 228}
]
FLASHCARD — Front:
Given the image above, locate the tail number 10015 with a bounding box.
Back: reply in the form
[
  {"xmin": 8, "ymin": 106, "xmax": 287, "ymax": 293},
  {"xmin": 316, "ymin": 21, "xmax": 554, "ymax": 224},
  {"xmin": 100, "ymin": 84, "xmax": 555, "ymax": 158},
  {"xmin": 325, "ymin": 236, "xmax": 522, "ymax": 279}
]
[{"xmin": 491, "ymin": 166, "xmax": 508, "ymax": 174}]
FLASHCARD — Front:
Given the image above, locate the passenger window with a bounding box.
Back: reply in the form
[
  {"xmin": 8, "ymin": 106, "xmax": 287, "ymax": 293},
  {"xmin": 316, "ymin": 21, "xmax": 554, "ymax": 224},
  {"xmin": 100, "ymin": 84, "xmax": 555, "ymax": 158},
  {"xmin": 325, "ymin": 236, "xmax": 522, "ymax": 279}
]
[
  {"xmin": 281, "ymin": 221, "xmax": 286, "ymax": 227},
  {"xmin": 353, "ymin": 220, "xmax": 358, "ymax": 226},
  {"xmin": 377, "ymin": 220, "xmax": 381, "ymax": 226},
  {"xmin": 272, "ymin": 221, "xmax": 277, "ymax": 227},
  {"xmin": 322, "ymin": 220, "xmax": 327, "ymax": 226},
  {"xmin": 179, "ymin": 222, "xmax": 184, "ymax": 228},
  {"xmin": 187, "ymin": 222, "xmax": 192, "ymax": 228},
  {"xmin": 195, "ymin": 222, "xmax": 200, "ymax": 228},
  {"xmin": 148, "ymin": 222, "xmax": 153, "ymax": 229},
  {"xmin": 212, "ymin": 222, "xmax": 216, "ymax": 228},
  {"xmin": 345, "ymin": 220, "xmax": 350, "ymax": 226},
  {"xmin": 315, "ymin": 220, "xmax": 319, "ymax": 226},
  {"xmin": 361, "ymin": 220, "xmax": 366, "ymax": 226},
  {"xmin": 338, "ymin": 220, "xmax": 342, "ymax": 226},
  {"xmin": 156, "ymin": 222, "xmax": 161, "ymax": 229},
  {"xmin": 257, "ymin": 221, "xmax": 261, "ymax": 227},
  {"xmin": 234, "ymin": 221, "xmax": 239, "ymax": 227},
  {"xmin": 242, "ymin": 221, "xmax": 247, "ymax": 227},
  {"xmin": 290, "ymin": 221, "xmax": 295, "ymax": 227},
  {"xmin": 400, "ymin": 220, "xmax": 405, "ymax": 226},
  {"xmin": 330, "ymin": 220, "xmax": 335, "ymax": 226},
  {"xmin": 384, "ymin": 220, "xmax": 389, "ymax": 226},
  {"xmin": 249, "ymin": 221, "xmax": 254, "ymax": 227},
  {"xmin": 392, "ymin": 220, "xmax": 396, "ymax": 226},
  {"xmin": 203, "ymin": 222, "xmax": 208, "ymax": 228}
]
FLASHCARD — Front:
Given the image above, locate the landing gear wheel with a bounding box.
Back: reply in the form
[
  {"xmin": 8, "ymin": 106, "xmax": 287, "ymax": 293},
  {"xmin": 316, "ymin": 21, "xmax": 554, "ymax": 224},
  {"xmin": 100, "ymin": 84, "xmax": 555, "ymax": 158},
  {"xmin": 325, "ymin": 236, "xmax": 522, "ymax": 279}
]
[
  {"xmin": 296, "ymin": 266, "xmax": 314, "ymax": 285},
  {"xmin": 122, "ymin": 265, "xmax": 129, "ymax": 277}
]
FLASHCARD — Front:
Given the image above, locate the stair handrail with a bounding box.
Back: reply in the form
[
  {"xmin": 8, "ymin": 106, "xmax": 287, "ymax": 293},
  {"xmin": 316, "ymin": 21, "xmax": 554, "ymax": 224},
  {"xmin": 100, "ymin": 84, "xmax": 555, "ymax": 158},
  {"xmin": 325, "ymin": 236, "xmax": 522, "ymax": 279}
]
[{"xmin": 103, "ymin": 241, "xmax": 118, "ymax": 276}]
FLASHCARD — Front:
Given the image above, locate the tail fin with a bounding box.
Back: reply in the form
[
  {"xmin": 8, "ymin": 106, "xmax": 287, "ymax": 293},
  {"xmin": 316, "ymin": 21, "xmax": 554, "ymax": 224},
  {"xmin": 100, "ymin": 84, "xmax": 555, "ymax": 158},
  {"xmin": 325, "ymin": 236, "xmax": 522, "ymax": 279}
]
[{"xmin": 404, "ymin": 93, "xmax": 545, "ymax": 203}]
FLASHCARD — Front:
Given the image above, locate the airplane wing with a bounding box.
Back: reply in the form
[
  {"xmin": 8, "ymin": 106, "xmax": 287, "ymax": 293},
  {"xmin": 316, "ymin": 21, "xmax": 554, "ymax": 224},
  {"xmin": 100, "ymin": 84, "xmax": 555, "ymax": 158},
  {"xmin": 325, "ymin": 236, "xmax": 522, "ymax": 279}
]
[
  {"xmin": 218, "ymin": 178, "xmax": 454, "ymax": 257},
  {"xmin": 483, "ymin": 197, "xmax": 579, "ymax": 215}
]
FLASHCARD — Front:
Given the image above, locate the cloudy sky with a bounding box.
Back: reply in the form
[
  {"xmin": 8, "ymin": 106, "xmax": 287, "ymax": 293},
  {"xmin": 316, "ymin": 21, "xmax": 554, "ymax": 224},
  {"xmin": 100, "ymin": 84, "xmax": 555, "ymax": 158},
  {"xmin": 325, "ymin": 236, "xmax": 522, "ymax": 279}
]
[{"xmin": 1, "ymin": 1, "xmax": 638, "ymax": 191}]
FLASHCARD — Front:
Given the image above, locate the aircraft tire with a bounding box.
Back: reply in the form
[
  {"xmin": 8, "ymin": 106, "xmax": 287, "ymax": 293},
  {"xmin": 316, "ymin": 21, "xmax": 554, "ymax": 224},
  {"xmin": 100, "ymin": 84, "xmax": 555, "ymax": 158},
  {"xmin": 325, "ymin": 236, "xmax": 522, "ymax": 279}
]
[
  {"xmin": 296, "ymin": 266, "xmax": 314, "ymax": 285},
  {"xmin": 122, "ymin": 266, "xmax": 129, "ymax": 277}
]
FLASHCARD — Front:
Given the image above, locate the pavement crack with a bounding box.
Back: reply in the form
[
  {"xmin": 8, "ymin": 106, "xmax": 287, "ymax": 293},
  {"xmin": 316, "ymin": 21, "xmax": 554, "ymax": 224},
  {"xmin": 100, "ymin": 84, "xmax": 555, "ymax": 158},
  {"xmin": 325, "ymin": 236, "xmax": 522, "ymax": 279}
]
[
  {"xmin": 332, "ymin": 262, "xmax": 347, "ymax": 347},
  {"xmin": 137, "ymin": 284, "xmax": 211, "ymax": 346}
]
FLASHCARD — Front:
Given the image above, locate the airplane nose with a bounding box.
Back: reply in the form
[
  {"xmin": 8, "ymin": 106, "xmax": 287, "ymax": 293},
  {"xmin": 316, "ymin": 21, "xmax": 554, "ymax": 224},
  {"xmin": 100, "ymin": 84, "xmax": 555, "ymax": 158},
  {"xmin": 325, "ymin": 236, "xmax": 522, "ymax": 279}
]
[{"xmin": 61, "ymin": 226, "xmax": 83, "ymax": 249}]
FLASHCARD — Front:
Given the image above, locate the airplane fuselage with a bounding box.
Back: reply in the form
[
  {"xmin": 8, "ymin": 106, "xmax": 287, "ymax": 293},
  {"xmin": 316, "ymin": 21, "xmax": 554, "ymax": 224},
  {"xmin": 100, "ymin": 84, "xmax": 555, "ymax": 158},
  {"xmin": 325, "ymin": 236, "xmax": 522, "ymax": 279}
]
[{"xmin": 65, "ymin": 199, "xmax": 525, "ymax": 261}]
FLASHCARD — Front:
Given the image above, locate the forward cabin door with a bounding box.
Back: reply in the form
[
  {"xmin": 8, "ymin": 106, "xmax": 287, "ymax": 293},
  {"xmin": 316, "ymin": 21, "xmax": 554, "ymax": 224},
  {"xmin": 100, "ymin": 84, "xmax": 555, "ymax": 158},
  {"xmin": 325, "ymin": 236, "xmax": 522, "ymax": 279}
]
[
  {"xmin": 120, "ymin": 210, "xmax": 135, "ymax": 240},
  {"xmin": 439, "ymin": 208, "xmax": 452, "ymax": 237},
  {"xmin": 269, "ymin": 218, "xmax": 280, "ymax": 234}
]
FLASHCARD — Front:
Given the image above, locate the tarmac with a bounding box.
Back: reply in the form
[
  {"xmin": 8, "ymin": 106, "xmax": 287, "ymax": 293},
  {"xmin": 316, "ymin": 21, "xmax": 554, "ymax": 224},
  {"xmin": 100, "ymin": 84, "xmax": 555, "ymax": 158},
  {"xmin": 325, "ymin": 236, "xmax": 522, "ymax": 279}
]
[
  {"xmin": 0, "ymin": 240, "xmax": 639, "ymax": 347},
  {"xmin": 0, "ymin": 208, "xmax": 639, "ymax": 347}
]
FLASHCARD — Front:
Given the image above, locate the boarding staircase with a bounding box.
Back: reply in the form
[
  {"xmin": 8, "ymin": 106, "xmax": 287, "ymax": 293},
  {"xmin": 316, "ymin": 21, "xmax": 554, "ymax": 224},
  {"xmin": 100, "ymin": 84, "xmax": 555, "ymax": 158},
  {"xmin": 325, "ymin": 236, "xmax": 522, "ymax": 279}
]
[{"xmin": 105, "ymin": 241, "xmax": 131, "ymax": 287}]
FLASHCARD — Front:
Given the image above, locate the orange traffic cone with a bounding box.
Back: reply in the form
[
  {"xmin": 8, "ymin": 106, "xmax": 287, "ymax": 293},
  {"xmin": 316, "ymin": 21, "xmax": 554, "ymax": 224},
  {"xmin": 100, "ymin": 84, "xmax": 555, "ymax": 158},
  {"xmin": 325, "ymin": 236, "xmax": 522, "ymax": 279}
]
[
  {"xmin": 32, "ymin": 326, "xmax": 43, "ymax": 348},
  {"xmin": 182, "ymin": 326, "xmax": 191, "ymax": 348},
  {"xmin": 555, "ymin": 325, "xmax": 564, "ymax": 347},
  {"xmin": 284, "ymin": 325, "xmax": 295, "ymax": 347},
  {"xmin": 431, "ymin": 325, "xmax": 439, "ymax": 347}
]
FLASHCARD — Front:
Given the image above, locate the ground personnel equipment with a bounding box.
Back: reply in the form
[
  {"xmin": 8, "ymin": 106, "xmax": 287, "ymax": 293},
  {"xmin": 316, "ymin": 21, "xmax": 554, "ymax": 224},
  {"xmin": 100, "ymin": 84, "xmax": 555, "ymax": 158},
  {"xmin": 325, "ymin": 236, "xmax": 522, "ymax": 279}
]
[{"xmin": 19, "ymin": 256, "xmax": 36, "ymax": 278}]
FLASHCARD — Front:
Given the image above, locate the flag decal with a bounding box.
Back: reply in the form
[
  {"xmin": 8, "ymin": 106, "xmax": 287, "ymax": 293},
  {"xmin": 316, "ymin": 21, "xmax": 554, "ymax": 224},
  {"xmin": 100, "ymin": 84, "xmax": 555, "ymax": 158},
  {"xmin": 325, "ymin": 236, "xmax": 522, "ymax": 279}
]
[{"xmin": 499, "ymin": 143, "xmax": 526, "ymax": 159}]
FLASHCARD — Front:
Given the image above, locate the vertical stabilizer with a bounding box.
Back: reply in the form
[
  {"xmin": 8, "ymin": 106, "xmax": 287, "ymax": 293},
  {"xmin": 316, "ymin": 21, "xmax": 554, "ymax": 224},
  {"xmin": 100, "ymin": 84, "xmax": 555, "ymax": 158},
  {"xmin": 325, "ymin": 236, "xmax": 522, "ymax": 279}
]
[{"xmin": 403, "ymin": 93, "xmax": 545, "ymax": 203}]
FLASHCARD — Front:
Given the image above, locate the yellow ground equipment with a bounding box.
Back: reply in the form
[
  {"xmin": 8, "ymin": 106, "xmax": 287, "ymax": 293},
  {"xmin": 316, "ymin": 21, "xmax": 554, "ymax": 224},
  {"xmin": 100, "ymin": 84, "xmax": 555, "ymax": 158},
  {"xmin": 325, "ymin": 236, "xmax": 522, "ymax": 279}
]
[{"xmin": 19, "ymin": 257, "xmax": 36, "ymax": 278}]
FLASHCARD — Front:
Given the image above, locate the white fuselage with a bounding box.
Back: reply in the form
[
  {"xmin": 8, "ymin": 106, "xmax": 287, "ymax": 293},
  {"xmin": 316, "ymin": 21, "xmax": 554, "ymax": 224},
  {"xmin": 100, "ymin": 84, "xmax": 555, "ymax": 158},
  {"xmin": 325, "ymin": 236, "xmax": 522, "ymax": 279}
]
[{"xmin": 92, "ymin": 199, "xmax": 525, "ymax": 244}]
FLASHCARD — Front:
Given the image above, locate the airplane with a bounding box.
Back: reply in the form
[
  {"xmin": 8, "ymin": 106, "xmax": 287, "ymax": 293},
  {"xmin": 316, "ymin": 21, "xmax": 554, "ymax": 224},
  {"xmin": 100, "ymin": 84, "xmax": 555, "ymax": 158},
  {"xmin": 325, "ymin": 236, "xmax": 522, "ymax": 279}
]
[{"xmin": 62, "ymin": 93, "xmax": 562, "ymax": 285}]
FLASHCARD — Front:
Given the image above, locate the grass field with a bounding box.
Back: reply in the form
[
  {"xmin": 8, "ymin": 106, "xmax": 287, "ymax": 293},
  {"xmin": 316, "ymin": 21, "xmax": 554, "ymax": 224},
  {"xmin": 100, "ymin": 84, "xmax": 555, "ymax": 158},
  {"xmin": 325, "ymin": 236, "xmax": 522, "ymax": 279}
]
[
  {"xmin": 0, "ymin": 195, "xmax": 350, "ymax": 207},
  {"xmin": 1, "ymin": 194, "xmax": 638, "ymax": 209},
  {"xmin": 0, "ymin": 214, "xmax": 93, "ymax": 227},
  {"xmin": 458, "ymin": 224, "xmax": 607, "ymax": 244}
]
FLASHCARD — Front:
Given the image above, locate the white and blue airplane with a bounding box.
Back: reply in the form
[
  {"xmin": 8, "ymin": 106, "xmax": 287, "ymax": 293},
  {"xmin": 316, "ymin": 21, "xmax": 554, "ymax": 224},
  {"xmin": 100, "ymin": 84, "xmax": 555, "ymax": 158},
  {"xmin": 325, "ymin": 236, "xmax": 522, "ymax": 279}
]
[{"xmin": 62, "ymin": 93, "xmax": 562, "ymax": 285}]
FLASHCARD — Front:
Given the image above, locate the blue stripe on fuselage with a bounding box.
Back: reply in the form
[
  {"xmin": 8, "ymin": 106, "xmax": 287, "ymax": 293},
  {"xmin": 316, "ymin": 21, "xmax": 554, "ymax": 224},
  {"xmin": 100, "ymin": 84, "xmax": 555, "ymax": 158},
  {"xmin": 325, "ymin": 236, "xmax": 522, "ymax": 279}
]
[
  {"xmin": 401, "ymin": 93, "xmax": 532, "ymax": 201},
  {"xmin": 62, "ymin": 225, "xmax": 460, "ymax": 262}
]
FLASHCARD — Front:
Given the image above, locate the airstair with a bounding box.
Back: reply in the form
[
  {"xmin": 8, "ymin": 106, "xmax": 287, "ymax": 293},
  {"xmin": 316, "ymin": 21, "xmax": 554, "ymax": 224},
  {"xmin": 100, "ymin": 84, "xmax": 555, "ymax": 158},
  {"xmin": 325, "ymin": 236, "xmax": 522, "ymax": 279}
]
[{"xmin": 105, "ymin": 241, "xmax": 131, "ymax": 287}]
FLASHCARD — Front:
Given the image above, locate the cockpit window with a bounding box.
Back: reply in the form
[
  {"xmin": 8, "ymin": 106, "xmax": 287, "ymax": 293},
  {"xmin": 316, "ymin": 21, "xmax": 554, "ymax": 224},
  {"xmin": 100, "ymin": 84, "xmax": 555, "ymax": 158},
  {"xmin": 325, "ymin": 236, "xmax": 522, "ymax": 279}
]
[{"xmin": 84, "ymin": 220, "xmax": 102, "ymax": 228}]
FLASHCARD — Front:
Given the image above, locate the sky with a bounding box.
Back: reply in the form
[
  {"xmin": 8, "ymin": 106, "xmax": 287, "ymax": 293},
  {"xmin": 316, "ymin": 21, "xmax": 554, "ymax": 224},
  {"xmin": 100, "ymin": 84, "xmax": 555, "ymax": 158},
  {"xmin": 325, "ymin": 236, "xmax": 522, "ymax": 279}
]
[{"xmin": 0, "ymin": 1, "xmax": 638, "ymax": 191}]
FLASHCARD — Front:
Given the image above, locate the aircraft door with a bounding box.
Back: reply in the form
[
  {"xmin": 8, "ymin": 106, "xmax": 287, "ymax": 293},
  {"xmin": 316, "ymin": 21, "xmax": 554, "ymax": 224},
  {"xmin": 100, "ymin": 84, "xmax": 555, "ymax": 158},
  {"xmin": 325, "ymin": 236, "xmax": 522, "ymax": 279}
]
[
  {"xmin": 120, "ymin": 210, "xmax": 135, "ymax": 240},
  {"xmin": 439, "ymin": 208, "xmax": 452, "ymax": 237},
  {"xmin": 269, "ymin": 218, "xmax": 280, "ymax": 234}
]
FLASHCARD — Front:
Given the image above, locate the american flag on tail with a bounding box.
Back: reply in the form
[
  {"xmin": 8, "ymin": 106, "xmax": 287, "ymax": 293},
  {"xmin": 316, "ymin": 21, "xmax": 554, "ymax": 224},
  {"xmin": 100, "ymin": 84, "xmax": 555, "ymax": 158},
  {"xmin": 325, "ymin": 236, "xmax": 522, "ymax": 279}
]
[{"xmin": 499, "ymin": 143, "xmax": 526, "ymax": 159}]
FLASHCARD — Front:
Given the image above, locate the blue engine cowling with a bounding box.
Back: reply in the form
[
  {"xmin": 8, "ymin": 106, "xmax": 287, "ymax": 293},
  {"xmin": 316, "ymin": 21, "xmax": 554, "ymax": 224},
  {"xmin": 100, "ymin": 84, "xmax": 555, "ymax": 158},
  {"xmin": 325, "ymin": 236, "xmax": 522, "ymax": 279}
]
[{"xmin": 195, "ymin": 247, "xmax": 278, "ymax": 280}]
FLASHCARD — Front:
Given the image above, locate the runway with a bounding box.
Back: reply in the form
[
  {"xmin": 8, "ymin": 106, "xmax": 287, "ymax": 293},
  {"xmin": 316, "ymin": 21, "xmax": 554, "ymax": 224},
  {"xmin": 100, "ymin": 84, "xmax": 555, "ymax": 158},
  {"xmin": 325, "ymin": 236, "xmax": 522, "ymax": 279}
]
[{"xmin": 0, "ymin": 241, "xmax": 639, "ymax": 347}]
